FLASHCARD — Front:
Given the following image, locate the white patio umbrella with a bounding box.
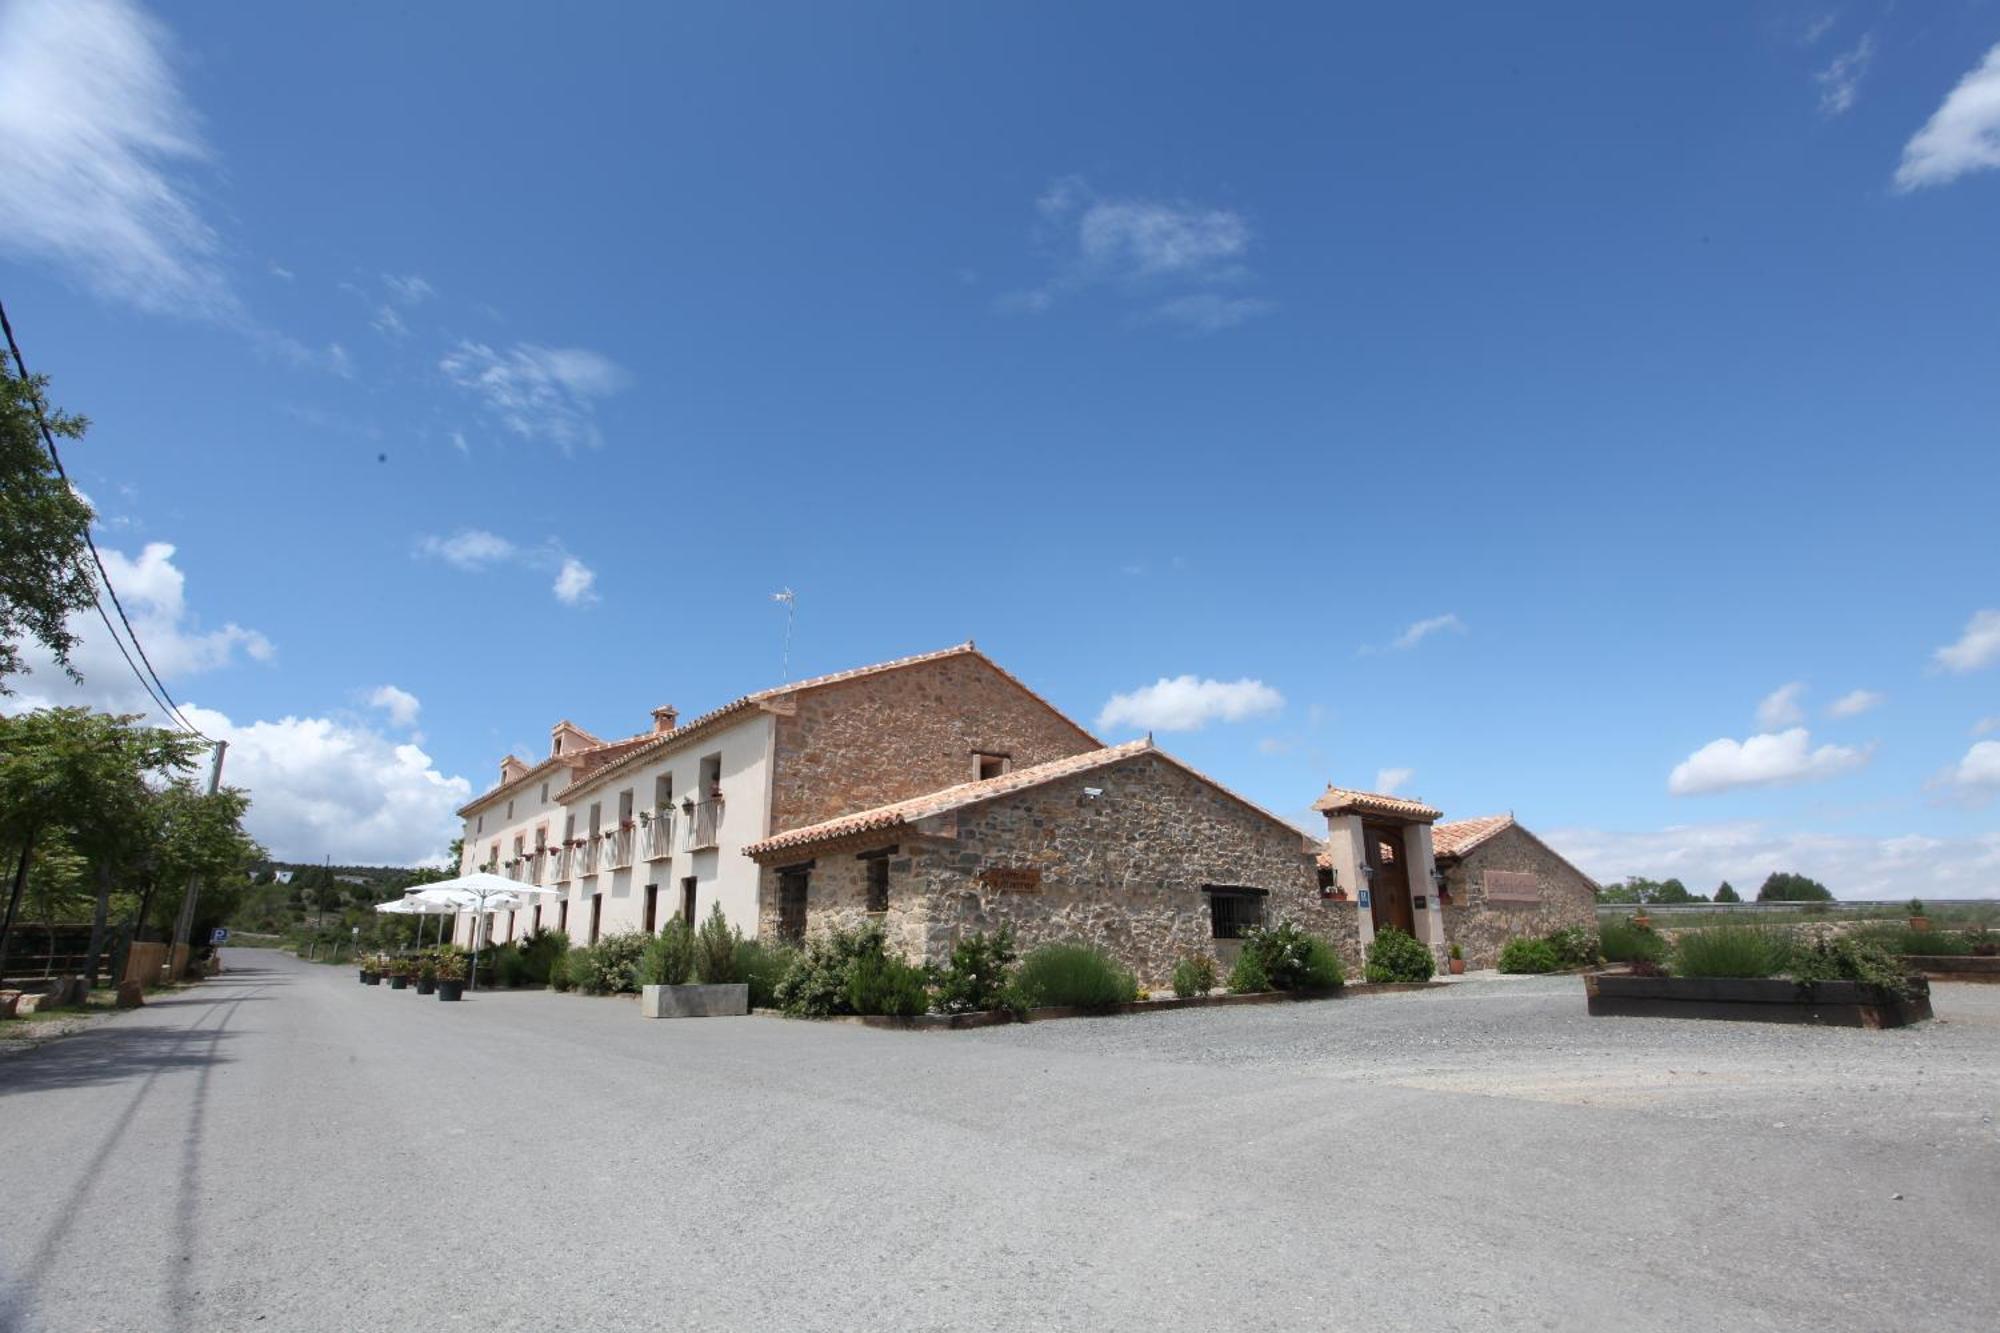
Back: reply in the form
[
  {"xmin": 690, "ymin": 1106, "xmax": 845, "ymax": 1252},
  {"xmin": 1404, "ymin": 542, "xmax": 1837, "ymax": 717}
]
[
  {"xmin": 412, "ymin": 873, "xmax": 562, "ymax": 991},
  {"xmin": 374, "ymin": 894, "xmax": 454, "ymax": 949}
]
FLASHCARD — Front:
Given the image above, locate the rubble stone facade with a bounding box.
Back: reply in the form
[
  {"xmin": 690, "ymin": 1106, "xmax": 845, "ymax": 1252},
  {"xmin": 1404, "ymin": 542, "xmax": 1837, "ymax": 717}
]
[
  {"xmin": 1438, "ymin": 823, "xmax": 1597, "ymax": 969},
  {"xmin": 757, "ymin": 751, "xmax": 1351, "ymax": 986}
]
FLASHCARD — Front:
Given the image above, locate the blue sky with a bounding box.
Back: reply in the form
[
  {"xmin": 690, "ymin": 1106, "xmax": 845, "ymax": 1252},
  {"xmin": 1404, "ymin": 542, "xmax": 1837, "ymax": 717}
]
[{"xmin": 2, "ymin": 1, "xmax": 1997, "ymax": 895}]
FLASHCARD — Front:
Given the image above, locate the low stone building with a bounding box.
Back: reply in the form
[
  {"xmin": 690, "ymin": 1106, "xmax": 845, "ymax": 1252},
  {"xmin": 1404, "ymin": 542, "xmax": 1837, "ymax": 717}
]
[
  {"xmin": 1433, "ymin": 814, "xmax": 1598, "ymax": 969},
  {"xmin": 744, "ymin": 740, "xmax": 1345, "ymax": 985}
]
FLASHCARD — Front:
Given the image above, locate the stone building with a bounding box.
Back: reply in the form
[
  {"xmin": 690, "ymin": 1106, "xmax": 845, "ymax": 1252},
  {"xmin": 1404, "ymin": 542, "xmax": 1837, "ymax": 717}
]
[
  {"xmin": 1433, "ymin": 814, "xmax": 1598, "ymax": 968},
  {"xmin": 743, "ymin": 739, "xmax": 1339, "ymax": 985}
]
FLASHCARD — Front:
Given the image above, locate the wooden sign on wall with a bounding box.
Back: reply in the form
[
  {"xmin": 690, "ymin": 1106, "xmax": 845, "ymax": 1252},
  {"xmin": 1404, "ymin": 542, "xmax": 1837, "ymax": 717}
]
[
  {"xmin": 979, "ymin": 867, "xmax": 1042, "ymax": 894},
  {"xmin": 1484, "ymin": 870, "xmax": 1541, "ymax": 903}
]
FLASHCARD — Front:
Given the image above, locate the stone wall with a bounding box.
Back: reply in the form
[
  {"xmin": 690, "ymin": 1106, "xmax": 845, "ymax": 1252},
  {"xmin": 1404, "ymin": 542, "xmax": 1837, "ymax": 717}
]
[
  {"xmin": 758, "ymin": 752, "xmax": 1350, "ymax": 986},
  {"xmin": 1439, "ymin": 824, "xmax": 1597, "ymax": 969},
  {"xmin": 768, "ymin": 653, "xmax": 1099, "ymax": 834}
]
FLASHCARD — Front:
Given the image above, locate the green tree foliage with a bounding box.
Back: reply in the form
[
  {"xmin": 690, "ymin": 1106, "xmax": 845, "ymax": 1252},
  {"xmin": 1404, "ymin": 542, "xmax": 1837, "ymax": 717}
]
[
  {"xmin": 1713, "ymin": 881, "xmax": 1742, "ymax": 904},
  {"xmin": 1596, "ymin": 876, "xmax": 1706, "ymax": 905},
  {"xmin": 1756, "ymin": 871, "xmax": 1833, "ymax": 903},
  {"xmin": 0, "ymin": 364, "xmax": 96, "ymax": 692}
]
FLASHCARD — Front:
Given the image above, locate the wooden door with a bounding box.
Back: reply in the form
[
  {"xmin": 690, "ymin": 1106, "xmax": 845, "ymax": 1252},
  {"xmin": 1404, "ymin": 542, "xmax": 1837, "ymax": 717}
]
[
  {"xmin": 1365, "ymin": 824, "xmax": 1416, "ymax": 937},
  {"xmin": 778, "ymin": 869, "xmax": 809, "ymax": 943}
]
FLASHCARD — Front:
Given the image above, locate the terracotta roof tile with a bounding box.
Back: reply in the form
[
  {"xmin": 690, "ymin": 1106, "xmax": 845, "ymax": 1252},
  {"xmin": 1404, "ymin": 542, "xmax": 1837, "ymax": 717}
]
[
  {"xmin": 1431, "ymin": 813, "xmax": 1514, "ymax": 859},
  {"xmin": 1310, "ymin": 786, "xmax": 1442, "ymax": 822}
]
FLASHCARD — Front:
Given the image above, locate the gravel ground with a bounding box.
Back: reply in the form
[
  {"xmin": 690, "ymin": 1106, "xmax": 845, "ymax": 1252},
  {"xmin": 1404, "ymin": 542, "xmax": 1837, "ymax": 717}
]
[{"xmin": 0, "ymin": 953, "xmax": 1993, "ymax": 1333}]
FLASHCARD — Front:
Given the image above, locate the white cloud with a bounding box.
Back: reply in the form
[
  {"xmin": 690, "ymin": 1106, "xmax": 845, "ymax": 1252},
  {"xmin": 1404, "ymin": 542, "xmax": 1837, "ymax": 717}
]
[
  {"xmin": 267, "ymin": 260, "xmax": 294, "ymax": 281},
  {"xmin": 1545, "ymin": 820, "xmax": 2000, "ymax": 901},
  {"xmin": 1949, "ymin": 740, "xmax": 2000, "ymax": 790},
  {"xmin": 1756, "ymin": 681, "xmax": 1807, "ymax": 729},
  {"xmin": 1667, "ymin": 727, "xmax": 1871, "ymax": 795},
  {"xmin": 1815, "ymin": 33, "xmax": 1873, "ymax": 116},
  {"xmin": 178, "ymin": 704, "xmax": 469, "ymax": 866},
  {"xmin": 1934, "ymin": 609, "xmax": 2000, "ymax": 673},
  {"xmin": 552, "ymin": 557, "xmax": 597, "ymax": 606},
  {"xmin": 1256, "ymin": 736, "xmax": 1296, "ymax": 756},
  {"xmin": 1374, "ymin": 767, "xmax": 1414, "ymax": 796},
  {"xmin": 417, "ymin": 529, "xmax": 517, "ymax": 571},
  {"xmin": 448, "ymin": 430, "xmax": 470, "ymax": 457},
  {"xmin": 382, "ymin": 273, "xmax": 434, "ymax": 305},
  {"xmin": 439, "ymin": 340, "xmax": 630, "ymax": 452},
  {"xmin": 366, "ymin": 684, "xmax": 421, "ymax": 729},
  {"xmin": 1096, "ymin": 675, "xmax": 1284, "ymax": 733},
  {"xmin": 1974, "ymin": 716, "xmax": 2000, "ymax": 738},
  {"xmin": 371, "ymin": 304, "xmax": 408, "ymax": 338},
  {"xmin": 1895, "ymin": 43, "xmax": 2000, "ymax": 191},
  {"xmin": 1006, "ymin": 177, "xmax": 1268, "ymax": 330},
  {"xmin": 0, "ymin": 0, "xmax": 233, "ymax": 317},
  {"xmin": 1154, "ymin": 293, "xmax": 1274, "ymax": 332},
  {"xmin": 1360, "ymin": 613, "xmax": 1467, "ymax": 656},
  {"xmin": 1827, "ymin": 688, "xmax": 1884, "ymax": 719}
]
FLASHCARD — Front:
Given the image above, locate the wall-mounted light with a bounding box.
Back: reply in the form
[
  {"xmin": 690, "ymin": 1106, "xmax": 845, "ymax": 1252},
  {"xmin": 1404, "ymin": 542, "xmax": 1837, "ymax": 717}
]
[{"xmin": 1083, "ymin": 786, "xmax": 1103, "ymax": 800}]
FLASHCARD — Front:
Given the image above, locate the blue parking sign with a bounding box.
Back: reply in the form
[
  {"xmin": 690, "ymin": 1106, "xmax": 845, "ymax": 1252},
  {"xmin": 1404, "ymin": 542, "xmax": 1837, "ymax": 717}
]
[{"xmin": 209, "ymin": 927, "xmax": 229, "ymax": 945}]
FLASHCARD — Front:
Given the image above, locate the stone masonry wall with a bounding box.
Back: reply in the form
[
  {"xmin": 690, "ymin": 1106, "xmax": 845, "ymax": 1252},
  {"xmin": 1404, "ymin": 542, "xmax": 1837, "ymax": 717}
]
[
  {"xmin": 768, "ymin": 653, "xmax": 1099, "ymax": 834},
  {"xmin": 760, "ymin": 753, "xmax": 1350, "ymax": 987},
  {"xmin": 1439, "ymin": 824, "xmax": 1597, "ymax": 969}
]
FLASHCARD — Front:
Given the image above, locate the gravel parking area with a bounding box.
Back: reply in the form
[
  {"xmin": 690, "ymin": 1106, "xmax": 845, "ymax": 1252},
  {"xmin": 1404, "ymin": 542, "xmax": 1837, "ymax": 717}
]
[{"xmin": 1, "ymin": 954, "xmax": 1994, "ymax": 1332}]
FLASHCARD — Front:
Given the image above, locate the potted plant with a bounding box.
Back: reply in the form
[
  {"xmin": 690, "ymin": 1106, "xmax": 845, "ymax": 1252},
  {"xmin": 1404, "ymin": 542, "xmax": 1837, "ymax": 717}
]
[
  {"xmin": 362, "ymin": 953, "xmax": 385, "ymax": 985},
  {"xmin": 1447, "ymin": 942, "xmax": 1466, "ymax": 975},
  {"xmin": 384, "ymin": 956, "xmax": 411, "ymax": 990},
  {"xmin": 435, "ymin": 949, "xmax": 467, "ymax": 1001},
  {"xmin": 1908, "ymin": 898, "xmax": 1930, "ymax": 932},
  {"xmin": 415, "ymin": 952, "xmax": 438, "ymax": 996}
]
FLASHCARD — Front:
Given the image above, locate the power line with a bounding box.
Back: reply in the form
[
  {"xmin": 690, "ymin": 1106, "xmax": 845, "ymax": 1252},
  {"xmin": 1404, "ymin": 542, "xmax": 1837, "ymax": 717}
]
[{"xmin": 0, "ymin": 296, "xmax": 214, "ymax": 744}]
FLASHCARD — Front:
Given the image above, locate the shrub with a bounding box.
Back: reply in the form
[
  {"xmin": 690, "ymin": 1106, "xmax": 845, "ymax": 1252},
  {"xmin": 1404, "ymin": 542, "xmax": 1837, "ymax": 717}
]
[
  {"xmin": 1364, "ymin": 926, "xmax": 1435, "ymax": 983},
  {"xmin": 735, "ymin": 939, "xmax": 795, "ymax": 1009},
  {"xmin": 1544, "ymin": 925, "xmax": 1602, "ymax": 969},
  {"xmin": 518, "ymin": 928, "xmax": 569, "ymax": 986},
  {"xmin": 844, "ymin": 950, "xmax": 931, "ymax": 1016},
  {"xmin": 1227, "ymin": 949, "xmax": 1271, "ymax": 994},
  {"xmin": 1671, "ymin": 925, "xmax": 1788, "ymax": 979},
  {"xmin": 639, "ymin": 918, "xmax": 696, "ymax": 986},
  {"xmin": 1599, "ymin": 920, "xmax": 1667, "ymax": 964},
  {"xmin": 1010, "ymin": 943, "xmax": 1139, "ymax": 1012},
  {"xmin": 548, "ymin": 949, "xmax": 573, "ymax": 992},
  {"xmin": 932, "ymin": 929, "xmax": 1019, "ymax": 1015},
  {"xmin": 566, "ymin": 931, "xmax": 650, "ymax": 994},
  {"xmin": 1788, "ymin": 934, "xmax": 1909, "ymax": 994},
  {"xmin": 774, "ymin": 924, "xmax": 894, "ymax": 1017},
  {"xmin": 1852, "ymin": 924, "xmax": 1973, "ymax": 957},
  {"xmin": 1172, "ymin": 955, "xmax": 1217, "ymax": 999},
  {"xmin": 1497, "ymin": 937, "xmax": 1562, "ymax": 974},
  {"xmin": 1235, "ymin": 921, "xmax": 1345, "ymax": 992},
  {"xmin": 694, "ymin": 904, "xmax": 741, "ymax": 984},
  {"xmin": 490, "ymin": 942, "xmax": 529, "ymax": 988}
]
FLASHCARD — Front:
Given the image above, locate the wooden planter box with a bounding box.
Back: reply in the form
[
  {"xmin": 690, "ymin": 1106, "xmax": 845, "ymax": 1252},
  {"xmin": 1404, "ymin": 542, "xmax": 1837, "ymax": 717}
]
[
  {"xmin": 854, "ymin": 980, "xmax": 1446, "ymax": 1030},
  {"xmin": 1584, "ymin": 973, "xmax": 1932, "ymax": 1028},
  {"xmin": 1897, "ymin": 954, "xmax": 2000, "ymax": 982},
  {"xmin": 640, "ymin": 983, "xmax": 750, "ymax": 1019}
]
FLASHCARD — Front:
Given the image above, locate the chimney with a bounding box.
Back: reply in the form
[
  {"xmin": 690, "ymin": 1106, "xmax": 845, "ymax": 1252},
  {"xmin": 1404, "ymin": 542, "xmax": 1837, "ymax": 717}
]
[{"xmin": 651, "ymin": 705, "xmax": 679, "ymax": 735}]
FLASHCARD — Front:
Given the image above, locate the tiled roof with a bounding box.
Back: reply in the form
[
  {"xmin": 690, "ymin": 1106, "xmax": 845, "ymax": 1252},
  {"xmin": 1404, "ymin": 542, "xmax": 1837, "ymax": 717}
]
[
  {"xmin": 557, "ymin": 642, "xmax": 1100, "ymax": 803},
  {"xmin": 455, "ymin": 733, "xmax": 652, "ymax": 817},
  {"xmin": 743, "ymin": 739, "xmax": 1317, "ymax": 860},
  {"xmin": 1432, "ymin": 813, "xmax": 1514, "ymax": 859},
  {"xmin": 1311, "ymin": 786, "xmax": 1442, "ymax": 822}
]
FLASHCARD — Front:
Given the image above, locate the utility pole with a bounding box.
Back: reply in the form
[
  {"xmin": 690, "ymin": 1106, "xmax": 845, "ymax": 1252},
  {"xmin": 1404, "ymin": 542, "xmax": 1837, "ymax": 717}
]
[{"xmin": 167, "ymin": 740, "xmax": 226, "ymax": 979}]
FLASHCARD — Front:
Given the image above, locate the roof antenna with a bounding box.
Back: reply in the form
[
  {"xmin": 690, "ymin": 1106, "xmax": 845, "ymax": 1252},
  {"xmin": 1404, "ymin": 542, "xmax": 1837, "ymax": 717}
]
[{"xmin": 771, "ymin": 588, "xmax": 796, "ymax": 681}]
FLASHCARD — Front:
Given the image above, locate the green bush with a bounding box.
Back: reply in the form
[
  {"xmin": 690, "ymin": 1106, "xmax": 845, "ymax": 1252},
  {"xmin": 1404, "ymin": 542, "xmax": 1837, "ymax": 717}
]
[
  {"xmin": 1364, "ymin": 926, "xmax": 1435, "ymax": 983},
  {"xmin": 693, "ymin": 903, "xmax": 742, "ymax": 983},
  {"xmin": 548, "ymin": 949, "xmax": 574, "ymax": 992},
  {"xmin": 844, "ymin": 950, "xmax": 931, "ymax": 1016},
  {"xmin": 735, "ymin": 939, "xmax": 795, "ymax": 1009},
  {"xmin": 566, "ymin": 931, "xmax": 650, "ymax": 994},
  {"xmin": 933, "ymin": 929, "xmax": 1020, "ymax": 1015},
  {"xmin": 1497, "ymin": 936, "xmax": 1562, "ymax": 974},
  {"xmin": 1227, "ymin": 949, "xmax": 1271, "ymax": 994},
  {"xmin": 1788, "ymin": 934, "xmax": 1911, "ymax": 994},
  {"xmin": 489, "ymin": 942, "xmax": 529, "ymax": 988},
  {"xmin": 518, "ymin": 928, "xmax": 569, "ymax": 986},
  {"xmin": 1010, "ymin": 943, "xmax": 1139, "ymax": 1012},
  {"xmin": 1544, "ymin": 925, "xmax": 1602, "ymax": 969},
  {"xmin": 1172, "ymin": 955, "xmax": 1217, "ymax": 998},
  {"xmin": 1672, "ymin": 925, "xmax": 1789, "ymax": 979},
  {"xmin": 773, "ymin": 923, "xmax": 895, "ymax": 1017},
  {"xmin": 639, "ymin": 918, "xmax": 696, "ymax": 986},
  {"xmin": 1599, "ymin": 920, "xmax": 1667, "ymax": 964},
  {"xmin": 1233, "ymin": 921, "xmax": 1344, "ymax": 991},
  {"xmin": 1851, "ymin": 924, "xmax": 1973, "ymax": 956}
]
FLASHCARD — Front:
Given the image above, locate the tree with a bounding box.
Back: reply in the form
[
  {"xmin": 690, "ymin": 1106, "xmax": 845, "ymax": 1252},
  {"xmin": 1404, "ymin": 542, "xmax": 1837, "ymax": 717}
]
[
  {"xmin": 0, "ymin": 363, "xmax": 96, "ymax": 692},
  {"xmin": 1713, "ymin": 881, "xmax": 1742, "ymax": 904},
  {"xmin": 1597, "ymin": 877, "xmax": 1707, "ymax": 905},
  {"xmin": 0, "ymin": 708, "xmax": 207, "ymax": 979},
  {"xmin": 1757, "ymin": 871, "xmax": 1833, "ymax": 903}
]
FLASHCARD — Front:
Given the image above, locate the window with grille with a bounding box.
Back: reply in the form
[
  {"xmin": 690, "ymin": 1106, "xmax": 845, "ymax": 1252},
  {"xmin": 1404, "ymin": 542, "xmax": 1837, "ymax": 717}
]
[{"xmin": 1205, "ymin": 886, "xmax": 1266, "ymax": 939}]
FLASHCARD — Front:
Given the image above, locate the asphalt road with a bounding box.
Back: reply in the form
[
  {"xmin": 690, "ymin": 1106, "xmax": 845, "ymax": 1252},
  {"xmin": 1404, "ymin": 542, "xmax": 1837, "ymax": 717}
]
[{"xmin": 1, "ymin": 951, "xmax": 1994, "ymax": 1332}]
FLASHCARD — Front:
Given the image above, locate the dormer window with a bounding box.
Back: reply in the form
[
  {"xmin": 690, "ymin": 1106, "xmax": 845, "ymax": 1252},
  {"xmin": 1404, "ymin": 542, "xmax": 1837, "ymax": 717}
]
[{"xmin": 974, "ymin": 752, "xmax": 1010, "ymax": 781}]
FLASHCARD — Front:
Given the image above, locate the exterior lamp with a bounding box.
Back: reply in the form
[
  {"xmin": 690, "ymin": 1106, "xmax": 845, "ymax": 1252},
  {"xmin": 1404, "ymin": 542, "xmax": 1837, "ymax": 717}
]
[{"xmin": 1431, "ymin": 867, "xmax": 1450, "ymax": 904}]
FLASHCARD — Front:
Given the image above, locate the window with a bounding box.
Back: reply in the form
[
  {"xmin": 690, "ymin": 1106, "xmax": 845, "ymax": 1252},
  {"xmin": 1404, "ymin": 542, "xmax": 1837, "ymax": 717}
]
[
  {"xmin": 643, "ymin": 884, "xmax": 659, "ymax": 933},
  {"xmin": 680, "ymin": 877, "xmax": 697, "ymax": 926},
  {"xmin": 974, "ymin": 752, "xmax": 1010, "ymax": 781},
  {"xmin": 777, "ymin": 867, "xmax": 810, "ymax": 943},
  {"xmin": 506, "ymin": 798, "xmax": 514, "ymax": 820},
  {"xmin": 476, "ymin": 814, "xmax": 484, "ymax": 834},
  {"xmin": 1204, "ymin": 885, "xmax": 1267, "ymax": 940},
  {"xmin": 860, "ymin": 852, "xmax": 891, "ymax": 913},
  {"xmin": 618, "ymin": 789, "xmax": 634, "ymax": 822},
  {"xmin": 589, "ymin": 894, "xmax": 602, "ymax": 945},
  {"xmin": 540, "ymin": 782, "xmax": 549, "ymax": 803},
  {"xmin": 532, "ymin": 903, "xmax": 543, "ymax": 933},
  {"xmin": 557, "ymin": 900, "xmax": 568, "ymax": 932},
  {"xmin": 698, "ymin": 753, "xmax": 722, "ymax": 799},
  {"xmin": 653, "ymin": 773, "xmax": 673, "ymax": 809}
]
